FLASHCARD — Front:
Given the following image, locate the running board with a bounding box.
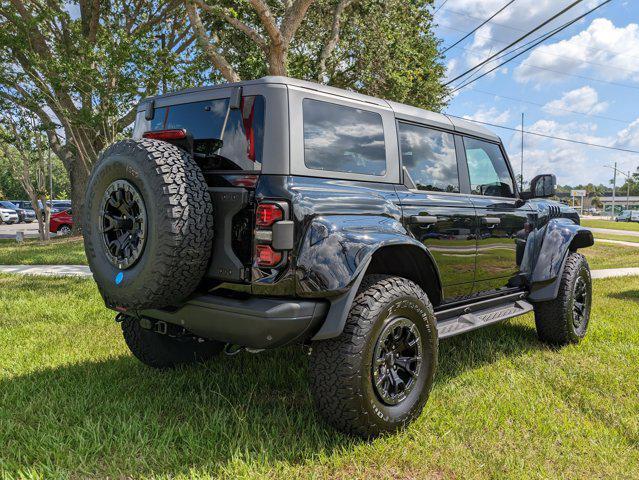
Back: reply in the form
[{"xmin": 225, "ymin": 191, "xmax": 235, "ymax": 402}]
[{"xmin": 435, "ymin": 292, "xmax": 533, "ymax": 339}]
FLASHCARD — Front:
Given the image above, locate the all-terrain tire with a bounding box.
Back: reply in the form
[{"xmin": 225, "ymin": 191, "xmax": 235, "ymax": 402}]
[
  {"xmin": 533, "ymin": 252, "xmax": 592, "ymax": 345},
  {"xmin": 84, "ymin": 139, "xmax": 213, "ymax": 310},
  {"xmin": 121, "ymin": 316, "xmax": 224, "ymax": 369},
  {"xmin": 309, "ymin": 275, "xmax": 438, "ymax": 437}
]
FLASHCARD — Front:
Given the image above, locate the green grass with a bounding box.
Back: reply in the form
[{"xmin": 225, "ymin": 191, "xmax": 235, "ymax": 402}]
[
  {"xmin": 581, "ymin": 218, "xmax": 639, "ymax": 232},
  {"xmin": 0, "ymin": 236, "xmax": 86, "ymax": 265},
  {"xmin": 1, "ymin": 274, "xmax": 638, "ymax": 479},
  {"xmin": 594, "ymin": 232, "xmax": 639, "ymax": 243},
  {"xmin": 583, "ymin": 242, "xmax": 639, "ymax": 270}
]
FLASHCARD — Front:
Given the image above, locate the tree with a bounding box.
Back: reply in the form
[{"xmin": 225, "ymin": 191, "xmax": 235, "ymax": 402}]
[
  {"xmin": 0, "ymin": 0, "xmax": 202, "ymax": 230},
  {"xmin": 185, "ymin": 0, "xmax": 447, "ymax": 109},
  {"xmin": 0, "ymin": 110, "xmax": 53, "ymax": 240}
]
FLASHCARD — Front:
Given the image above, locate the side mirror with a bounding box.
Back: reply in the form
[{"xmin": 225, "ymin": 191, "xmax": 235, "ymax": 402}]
[{"xmin": 522, "ymin": 174, "xmax": 556, "ymax": 199}]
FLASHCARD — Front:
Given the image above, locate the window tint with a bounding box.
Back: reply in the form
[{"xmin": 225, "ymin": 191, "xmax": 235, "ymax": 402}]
[
  {"xmin": 464, "ymin": 137, "xmax": 515, "ymax": 197},
  {"xmin": 398, "ymin": 123, "xmax": 459, "ymax": 193},
  {"xmin": 303, "ymin": 99, "xmax": 386, "ymax": 176},
  {"xmin": 150, "ymin": 96, "xmax": 265, "ymax": 170}
]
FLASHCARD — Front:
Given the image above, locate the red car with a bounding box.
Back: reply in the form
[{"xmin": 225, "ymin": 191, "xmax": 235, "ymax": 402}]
[{"xmin": 50, "ymin": 208, "xmax": 73, "ymax": 235}]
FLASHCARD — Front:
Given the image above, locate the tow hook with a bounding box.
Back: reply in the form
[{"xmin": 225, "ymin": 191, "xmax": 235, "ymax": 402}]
[
  {"xmin": 223, "ymin": 344, "xmax": 264, "ymax": 356},
  {"xmin": 154, "ymin": 320, "xmax": 168, "ymax": 335}
]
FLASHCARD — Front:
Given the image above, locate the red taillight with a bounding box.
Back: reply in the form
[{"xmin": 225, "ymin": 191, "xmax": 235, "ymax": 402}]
[
  {"xmin": 143, "ymin": 129, "xmax": 187, "ymax": 141},
  {"xmin": 256, "ymin": 203, "xmax": 283, "ymax": 227},
  {"xmin": 256, "ymin": 245, "xmax": 282, "ymax": 267}
]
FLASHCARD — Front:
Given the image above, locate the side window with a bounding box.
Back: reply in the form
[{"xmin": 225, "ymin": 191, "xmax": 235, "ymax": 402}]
[
  {"xmin": 464, "ymin": 137, "xmax": 515, "ymax": 197},
  {"xmin": 398, "ymin": 122, "xmax": 459, "ymax": 193},
  {"xmin": 303, "ymin": 98, "xmax": 386, "ymax": 176}
]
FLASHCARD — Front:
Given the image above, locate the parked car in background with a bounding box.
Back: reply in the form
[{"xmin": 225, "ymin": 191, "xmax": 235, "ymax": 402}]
[
  {"xmin": 0, "ymin": 205, "xmax": 19, "ymax": 224},
  {"xmin": 0, "ymin": 200, "xmax": 35, "ymax": 223},
  {"xmin": 615, "ymin": 210, "xmax": 639, "ymax": 222},
  {"xmin": 49, "ymin": 209, "xmax": 73, "ymax": 235}
]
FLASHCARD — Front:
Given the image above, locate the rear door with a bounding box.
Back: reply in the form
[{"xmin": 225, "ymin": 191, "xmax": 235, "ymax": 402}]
[
  {"xmin": 395, "ymin": 122, "xmax": 477, "ymax": 301},
  {"xmin": 459, "ymin": 136, "xmax": 534, "ymax": 293}
]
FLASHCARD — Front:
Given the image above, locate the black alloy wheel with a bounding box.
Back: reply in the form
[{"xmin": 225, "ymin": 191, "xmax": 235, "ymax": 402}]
[
  {"xmin": 99, "ymin": 179, "xmax": 147, "ymax": 270},
  {"xmin": 372, "ymin": 316, "xmax": 422, "ymax": 406}
]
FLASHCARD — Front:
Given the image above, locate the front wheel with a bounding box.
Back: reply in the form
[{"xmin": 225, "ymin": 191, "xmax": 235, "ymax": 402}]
[
  {"xmin": 309, "ymin": 275, "xmax": 438, "ymax": 437},
  {"xmin": 57, "ymin": 224, "xmax": 72, "ymax": 236},
  {"xmin": 533, "ymin": 252, "xmax": 592, "ymax": 345}
]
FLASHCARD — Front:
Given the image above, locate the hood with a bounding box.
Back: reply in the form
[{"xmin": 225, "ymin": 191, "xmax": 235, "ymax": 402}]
[{"xmin": 0, "ymin": 208, "xmax": 17, "ymax": 214}]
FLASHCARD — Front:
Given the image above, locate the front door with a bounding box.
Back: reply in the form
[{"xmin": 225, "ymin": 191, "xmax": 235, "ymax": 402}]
[
  {"xmin": 396, "ymin": 122, "xmax": 476, "ymax": 301},
  {"xmin": 460, "ymin": 136, "xmax": 533, "ymax": 293}
]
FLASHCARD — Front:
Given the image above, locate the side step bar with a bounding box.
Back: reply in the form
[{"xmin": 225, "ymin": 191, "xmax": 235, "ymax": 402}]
[{"xmin": 435, "ymin": 292, "xmax": 533, "ymax": 339}]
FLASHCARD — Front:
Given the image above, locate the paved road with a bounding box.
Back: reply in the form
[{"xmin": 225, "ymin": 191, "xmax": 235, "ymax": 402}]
[
  {"xmin": 0, "ymin": 264, "xmax": 91, "ymax": 277},
  {"xmin": 586, "ymin": 226, "xmax": 639, "ymax": 237},
  {"xmin": 595, "ymin": 238, "xmax": 639, "ymax": 247},
  {"xmin": 0, "ymin": 222, "xmax": 45, "ymax": 239}
]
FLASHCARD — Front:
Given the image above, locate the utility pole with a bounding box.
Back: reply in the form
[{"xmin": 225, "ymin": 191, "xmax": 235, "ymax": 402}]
[
  {"xmin": 520, "ymin": 112, "xmax": 524, "ymax": 191},
  {"xmin": 611, "ymin": 161, "xmax": 617, "ymax": 219},
  {"xmin": 628, "ymin": 170, "xmax": 631, "ymax": 210}
]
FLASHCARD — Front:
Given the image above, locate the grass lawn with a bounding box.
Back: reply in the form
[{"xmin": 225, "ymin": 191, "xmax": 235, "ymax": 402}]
[
  {"xmin": 594, "ymin": 232, "xmax": 639, "ymax": 243},
  {"xmin": 581, "ymin": 218, "xmax": 639, "ymax": 232},
  {"xmin": 0, "ymin": 236, "xmax": 86, "ymax": 265},
  {"xmin": 1, "ymin": 274, "xmax": 638, "ymax": 479},
  {"xmin": 583, "ymin": 242, "xmax": 639, "ymax": 270}
]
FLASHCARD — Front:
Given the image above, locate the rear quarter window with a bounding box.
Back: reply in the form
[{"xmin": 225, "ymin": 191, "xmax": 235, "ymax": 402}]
[{"xmin": 303, "ymin": 99, "xmax": 386, "ymax": 176}]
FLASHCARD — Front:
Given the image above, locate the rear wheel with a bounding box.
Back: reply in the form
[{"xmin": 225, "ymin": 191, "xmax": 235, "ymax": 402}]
[
  {"xmin": 533, "ymin": 252, "xmax": 592, "ymax": 345},
  {"xmin": 121, "ymin": 316, "xmax": 224, "ymax": 369},
  {"xmin": 57, "ymin": 224, "xmax": 72, "ymax": 236},
  {"xmin": 83, "ymin": 139, "xmax": 213, "ymax": 310},
  {"xmin": 309, "ymin": 275, "xmax": 438, "ymax": 437}
]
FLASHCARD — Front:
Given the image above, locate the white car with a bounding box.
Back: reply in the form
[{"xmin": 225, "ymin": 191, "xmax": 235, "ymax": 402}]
[{"xmin": 0, "ymin": 208, "xmax": 19, "ymax": 224}]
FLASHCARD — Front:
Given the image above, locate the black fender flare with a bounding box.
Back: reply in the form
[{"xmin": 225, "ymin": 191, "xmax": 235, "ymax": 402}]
[
  {"xmin": 528, "ymin": 218, "xmax": 593, "ymax": 302},
  {"xmin": 294, "ymin": 215, "xmax": 441, "ymax": 341}
]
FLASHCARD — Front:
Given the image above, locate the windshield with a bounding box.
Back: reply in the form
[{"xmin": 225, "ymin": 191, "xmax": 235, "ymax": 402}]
[
  {"xmin": 138, "ymin": 95, "xmax": 265, "ymax": 171},
  {"xmin": 0, "ymin": 201, "xmax": 17, "ymax": 209}
]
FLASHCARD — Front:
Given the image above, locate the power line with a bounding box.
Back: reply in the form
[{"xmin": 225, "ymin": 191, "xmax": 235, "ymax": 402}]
[
  {"xmin": 445, "ymin": 0, "xmax": 585, "ymax": 86},
  {"xmin": 441, "ymin": 7, "xmax": 639, "ymax": 64},
  {"xmin": 442, "ymin": 0, "xmax": 518, "ymax": 54},
  {"xmin": 449, "ymin": 0, "xmax": 614, "ymax": 94},
  {"xmin": 439, "ymin": 22, "xmax": 639, "ymax": 79},
  {"xmin": 470, "ymin": 88, "xmax": 633, "ymax": 125},
  {"xmin": 434, "ymin": 0, "xmax": 449, "ymax": 15},
  {"xmin": 447, "ymin": 114, "xmax": 639, "ymax": 155},
  {"xmin": 444, "ymin": 39, "xmax": 639, "ymax": 91}
]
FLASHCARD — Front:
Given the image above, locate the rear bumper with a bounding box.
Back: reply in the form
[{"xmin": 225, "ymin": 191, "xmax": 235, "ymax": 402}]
[{"xmin": 140, "ymin": 293, "xmax": 329, "ymax": 349}]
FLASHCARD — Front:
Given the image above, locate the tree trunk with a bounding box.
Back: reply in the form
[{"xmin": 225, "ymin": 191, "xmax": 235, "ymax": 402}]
[
  {"xmin": 268, "ymin": 46, "xmax": 288, "ymax": 76},
  {"xmin": 68, "ymin": 160, "xmax": 90, "ymax": 235}
]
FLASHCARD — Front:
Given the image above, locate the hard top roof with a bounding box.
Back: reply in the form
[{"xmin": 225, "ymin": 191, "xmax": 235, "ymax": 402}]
[{"xmin": 141, "ymin": 76, "xmax": 500, "ymax": 142}]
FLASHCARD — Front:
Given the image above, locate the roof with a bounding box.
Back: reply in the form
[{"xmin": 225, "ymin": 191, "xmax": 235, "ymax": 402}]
[{"xmin": 141, "ymin": 76, "xmax": 500, "ymax": 142}]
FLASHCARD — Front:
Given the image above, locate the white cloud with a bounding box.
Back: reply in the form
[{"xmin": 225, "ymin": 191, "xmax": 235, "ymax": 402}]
[
  {"xmin": 542, "ymin": 86, "xmax": 608, "ymax": 116},
  {"xmin": 514, "ymin": 18, "xmax": 639, "ymax": 84},
  {"xmin": 463, "ymin": 106, "xmax": 511, "ymax": 124},
  {"xmin": 614, "ymin": 118, "xmax": 639, "ymax": 149},
  {"xmin": 440, "ymin": 1, "xmax": 598, "ymax": 81}
]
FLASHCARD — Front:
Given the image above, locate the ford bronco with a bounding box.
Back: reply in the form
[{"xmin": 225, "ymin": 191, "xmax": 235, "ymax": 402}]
[{"xmin": 84, "ymin": 77, "xmax": 594, "ymax": 437}]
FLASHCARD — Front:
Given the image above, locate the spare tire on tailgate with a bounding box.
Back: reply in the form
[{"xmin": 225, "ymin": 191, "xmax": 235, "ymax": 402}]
[{"xmin": 84, "ymin": 139, "xmax": 213, "ymax": 310}]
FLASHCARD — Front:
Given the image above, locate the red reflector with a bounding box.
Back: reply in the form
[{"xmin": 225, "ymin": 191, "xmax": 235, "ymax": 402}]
[
  {"xmin": 225, "ymin": 174, "xmax": 258, "ymax": 188},
  {"xmin": 256, "ymin": 245, "xmax": 282, "ymax": 267},
  {"xmin": 256, "ymin": 203, "xmax": 283, "ymax": 227},
  {"xmin": 143, "ymin": 129, "xmax": 187, "ymax": 140}
]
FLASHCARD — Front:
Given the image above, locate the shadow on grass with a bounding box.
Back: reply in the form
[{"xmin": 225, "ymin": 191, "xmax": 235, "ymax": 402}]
[
  {"xmin": 607, "ymin": 289, "xmax": 639, "ymax": 304},
  {"xmin": 0, "ymin": 321, "xmax": 541, "ymax": 477}
]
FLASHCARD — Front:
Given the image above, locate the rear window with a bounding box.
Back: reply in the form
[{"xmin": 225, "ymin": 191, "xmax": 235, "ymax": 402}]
[
  {"xmin": 303, "ymin": 99, "xmax": 386, "ymax": 176},
  {"xmin": 148, "ymin": 95, "xmax": 265, "ymax": 171}
]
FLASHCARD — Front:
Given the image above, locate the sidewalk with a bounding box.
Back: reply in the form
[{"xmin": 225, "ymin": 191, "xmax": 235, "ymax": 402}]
[
  {"xmin": 0, "ymin": 265, "xmax": 91, "ymax": 277},
  {"xmin": 1, "ymin": 264, "xmax": 638, "ymax": 280}
]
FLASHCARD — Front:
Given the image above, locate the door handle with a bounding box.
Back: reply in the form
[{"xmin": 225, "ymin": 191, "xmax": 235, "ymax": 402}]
[
  {"xmin": 410, "ymin": 215, "xmax": 438, "ymax": 225},
  {"xmin": 482, "ymin": 217, "xmax": 501, "ymax": 225}
]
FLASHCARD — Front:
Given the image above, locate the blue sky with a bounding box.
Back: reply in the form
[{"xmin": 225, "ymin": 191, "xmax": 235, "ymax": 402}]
[{"xmin": 435, "ymin": 0, "xmax": 639, "ymax": 186}]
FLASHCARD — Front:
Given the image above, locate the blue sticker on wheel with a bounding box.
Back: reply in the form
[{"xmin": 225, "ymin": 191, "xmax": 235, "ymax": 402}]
[{"xmin": 115, "ymin": 272, "xmax": 124, "ymax": 285}]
